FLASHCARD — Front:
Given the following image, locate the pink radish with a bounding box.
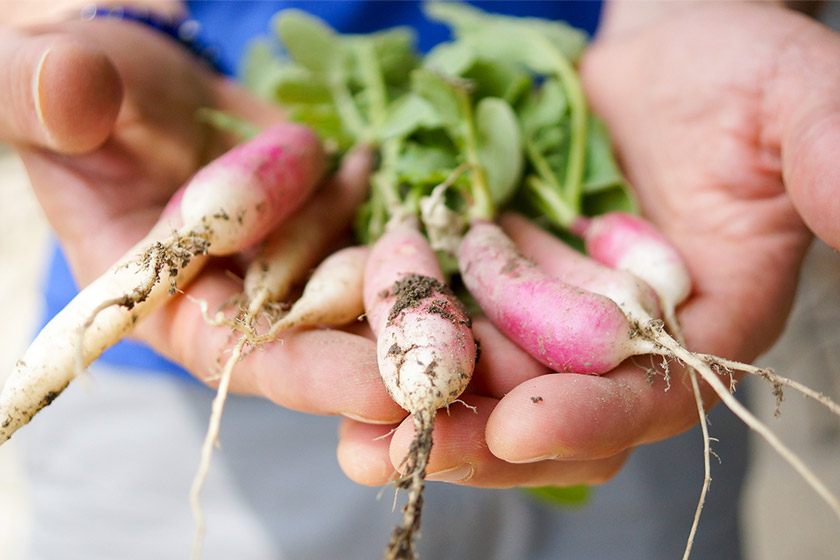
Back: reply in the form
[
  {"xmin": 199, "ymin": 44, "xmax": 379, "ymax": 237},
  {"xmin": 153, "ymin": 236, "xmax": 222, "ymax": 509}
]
[
  {"xmin": 0, "ymin": 123, "xmax": 326, "ymax": 444},
  {"xmin": 501, "ymin": 212, "xmax": 662, "ymax": 324},
  {"xmin": 571, "ymin": 212, "xmax": 691, "ymax": 335},
  {"xmin": 459, "ymin": 219, "xmax": 655, "ymax": 374},
  {"xmin": 459, "ymin": 218, "xmax": 840, "ymax": 526},
  {"xmin": 364, "ymin": 216, "xmax": 476, "ymax": 560}
]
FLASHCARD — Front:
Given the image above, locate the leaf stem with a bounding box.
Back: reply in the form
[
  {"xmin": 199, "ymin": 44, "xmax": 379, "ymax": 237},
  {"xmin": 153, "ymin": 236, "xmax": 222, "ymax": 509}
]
[
  {"xmin": 549, "ymin": 49, "xmax": 588, "ymax": 210},
  {"xmin": 455, "ymin": 86, "xmax": 495, "ymax": 221}
]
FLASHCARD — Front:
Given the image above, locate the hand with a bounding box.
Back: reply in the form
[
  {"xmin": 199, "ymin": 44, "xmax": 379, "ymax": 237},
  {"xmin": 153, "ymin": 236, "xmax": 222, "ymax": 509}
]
[
  {"xmin": 1, "ymin": 16, "xmax": 404, "ymax": 423},
  {"xmin": 336, "ymin": 2, "xmax": 831, "ymax": 489}
]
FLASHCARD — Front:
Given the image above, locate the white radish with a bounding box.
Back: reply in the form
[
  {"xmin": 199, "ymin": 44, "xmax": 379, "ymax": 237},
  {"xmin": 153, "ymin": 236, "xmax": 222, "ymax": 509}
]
[{"xmin": 0, "ymin": 123, "xmax": 326, "ymax": 444}]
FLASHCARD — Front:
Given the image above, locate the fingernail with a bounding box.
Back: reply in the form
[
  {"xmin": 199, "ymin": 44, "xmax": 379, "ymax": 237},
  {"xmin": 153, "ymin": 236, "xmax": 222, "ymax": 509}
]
[
  {"xmin": 340, "ymin": 411, "xmax": 402, "ymax": 425},
  {"xmin": 426, "ymin": 463, "xmax": 475, "ymax": 483},
  {"xmin": 505, "ymin": 452, "xmax": 561, "ymax": 464},
  {"xmin": 33, "ymin": 47, "xmax": 56, "ymax": 147}
]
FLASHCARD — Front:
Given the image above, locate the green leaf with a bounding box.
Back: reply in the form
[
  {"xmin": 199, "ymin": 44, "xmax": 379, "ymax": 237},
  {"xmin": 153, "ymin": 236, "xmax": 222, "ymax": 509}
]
[
  {"xmin": 394, "ymin": 140, "xmax": 459, "ymax": 187},
  {"xmin": 424, "ymin": 2, "xmax": 587, "ymax": 70},
  {"xmin": 377, "ymin": 93, "xmax": 448, "ymax": 141},
  {"xmin": 582, "ymin": 186, "xmax": 637, "ymax": 217},
  {"xmin": 274, "ymin": 9, "xmax": 340, "ymax": 72},
  {"xmin": 463, "ymin": 60, "xmax": 532, "ymax": 103},
  {"xmin": 410, "ymin": 69, "xmax": 463, "ymax": 127},
  {"xmin": 242, "ymin": 39, "xmax": 286, "ymax": 99},
  {"xmin": 370, "ymin": 27, "xmax": 419, "ymax": 86},
  {"xmin": 524, "ymin": 485, "xmax": 592, "ymax": 508},
  {"xmin": 424, "ymin": 40, "xmax": 477, "ymax": 76},
  {"xmin": 517, "ymin": 78, "xmax": 568, "ymax": 137},
  {"xmin": 475, "ymin": 97, "xmax": 523, "ymax": 206},
  {"xmin": 269, "ymin": 65, "xmax": 333, "ymax": 105},
  {"xmin": 582, "ymin": 115, "xmax": 626, "ymax": 194},
  {"xmin": 286, "ymin": 104, "xmax": 354, "ymax": 150}
]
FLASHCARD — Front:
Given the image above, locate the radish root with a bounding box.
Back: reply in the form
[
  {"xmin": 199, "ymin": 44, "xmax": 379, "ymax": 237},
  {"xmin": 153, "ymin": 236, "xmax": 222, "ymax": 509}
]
[{"xmin": 385, "ymin": 408, "xmax": 435, "ymax": 560}]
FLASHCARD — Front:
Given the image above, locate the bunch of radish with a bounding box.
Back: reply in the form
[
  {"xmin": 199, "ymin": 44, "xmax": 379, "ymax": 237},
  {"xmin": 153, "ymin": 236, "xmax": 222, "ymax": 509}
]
[
  {"xmin": 2, "ymin": 3, "xmax": 839, "ymax": 560},
  {"xmin": 252, "ymin": 4, "xmax": 840, "ymax": 559}
]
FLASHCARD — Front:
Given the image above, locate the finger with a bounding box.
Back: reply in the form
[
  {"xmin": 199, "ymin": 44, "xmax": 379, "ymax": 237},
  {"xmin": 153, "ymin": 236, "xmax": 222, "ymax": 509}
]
[
  {"xmin": 0, "ymin": 28, "xmax": 121, "ymax": 153},
  {"xmin": 485, "ymin": 359, "xmax": 707, "ymax": 464},
  {"xmin": 387, "ymin": 396, "xmax": 629, "ymax": 488},
  {"xmin": 468, "ymin": 316, "xmax": 552, "ymax": 398},
  {"xmin": 775, "ymin": 41, "xmax": 840, "ymax": 252},
  {"xmin": 133, "ymin": 265, "xmax": 405, "ymax": 424},
  {"xmin": 337, "ymin": 419, "xmax": 401, "ymax": 486}
]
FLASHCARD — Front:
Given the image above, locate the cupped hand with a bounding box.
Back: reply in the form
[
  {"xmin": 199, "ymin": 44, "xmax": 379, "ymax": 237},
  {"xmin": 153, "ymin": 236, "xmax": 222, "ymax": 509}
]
[
  {"xmin": 1, "ymin": 17, "xmax": 404, "ymax": 424},
  {"xmin": 337, "ymin": 2, "xmax": 835, "ymax": 489}
]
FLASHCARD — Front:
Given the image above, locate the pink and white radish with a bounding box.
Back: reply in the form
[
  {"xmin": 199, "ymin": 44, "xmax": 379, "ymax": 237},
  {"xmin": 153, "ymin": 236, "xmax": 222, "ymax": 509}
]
[
  {"xmin": 459, "ymin": 218, "xmax": 840, "ymax": 525},
  {"xmin": 501, "ymin": 212, "xmax": 662, "ymax": 325},
  {"xmin": 364, "ymin": 216, "xmax": 476, "ymax": 560},
  {"xmin": 460, "ymin": 219, "xmax": 656, "ymax": 374},
  {"xmin": 188, "ymin": 148, "xmax": 373, "ymax": 560},
  {"xmin": 0, "ymin": 123, "xmax": 326, "ymax": 444},
  {"xmin": 571, "ymin": 212, "xmax": 691, "ymax": 337}
]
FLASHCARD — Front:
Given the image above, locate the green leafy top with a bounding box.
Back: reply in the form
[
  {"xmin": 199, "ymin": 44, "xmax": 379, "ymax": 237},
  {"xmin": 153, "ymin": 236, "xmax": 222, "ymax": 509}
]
[{"xmin": 241, "ymin": 2, "xmax": 635, "ymax": 247}]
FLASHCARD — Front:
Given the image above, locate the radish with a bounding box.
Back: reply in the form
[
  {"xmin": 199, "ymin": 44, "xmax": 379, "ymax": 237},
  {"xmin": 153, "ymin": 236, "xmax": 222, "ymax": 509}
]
[
  {"xmin": 189, "ymin": 245, "xmax": 370, "ymax": 560},
  {"xmin": 459, "ymin": 218, "xmax": 840, "ymax": 530},
  {"xmin": 251, "ymin": 8, "xmax": 840, "ymax": 560},
  {"xmin": 0, "ymin": 123, "xmax": 326, "ymax": 444},
  {"xmin": 187, "ymin": 148, "xmax": 373, "ymax": 560},
  {"xmin": 501, "ymin": 212, "xmax": 662, "ymax": 325},
  {"xmin": 364, "ymin": 216, "xmax": 476, "ymax": 560},
  {"xmin": 459, "ymin": 219, "xmax": 656, "ymax": 374},
  {"xmin": 571, "ymin": 212, "xmax": 692, "ymax": 338}
]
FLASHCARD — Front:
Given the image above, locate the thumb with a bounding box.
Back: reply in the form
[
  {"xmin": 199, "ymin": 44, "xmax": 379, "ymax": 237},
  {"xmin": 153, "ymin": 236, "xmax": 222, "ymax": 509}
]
[
  {"xmin": 0, "ymin": 28, "xmax": 122, "ymax": 154},
  {"xmin": 774, "ymin": 26, "xmax": 840, "ymax": 252}
]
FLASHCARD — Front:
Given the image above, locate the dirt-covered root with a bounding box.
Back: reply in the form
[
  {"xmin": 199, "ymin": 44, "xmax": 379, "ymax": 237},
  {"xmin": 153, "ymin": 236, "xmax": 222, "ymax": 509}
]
[
  {"xmin": 681, "ymin": 366, "xmax": 712, "ymax": 560},
  {"xmin": 636, "ymin": 319, "xmax": 840, "ymax": 419},
  {"xmin": 700, "ymin": 356, "xmax": 840, "ymax": 418},
  {"xmin": 384, "ymin": 408, "xmax": 435, "ymax": 560}
]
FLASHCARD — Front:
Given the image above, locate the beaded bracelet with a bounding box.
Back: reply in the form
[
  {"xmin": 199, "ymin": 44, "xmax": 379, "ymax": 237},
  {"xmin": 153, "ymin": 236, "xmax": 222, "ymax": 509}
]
[{"xmin": 79, "ymin": 3, "xmax": 223, "ymax": 72}]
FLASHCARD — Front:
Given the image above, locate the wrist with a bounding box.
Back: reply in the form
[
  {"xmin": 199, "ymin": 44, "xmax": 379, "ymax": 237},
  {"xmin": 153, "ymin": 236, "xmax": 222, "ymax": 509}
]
[{"xmin": 79, "ymin": 3, "xmax": 221, "ymax": 72}]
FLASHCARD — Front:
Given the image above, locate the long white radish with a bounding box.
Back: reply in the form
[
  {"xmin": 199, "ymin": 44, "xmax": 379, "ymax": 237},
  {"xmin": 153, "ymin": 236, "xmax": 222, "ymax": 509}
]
[
  {"xmin": 258, "ymin": 245, "xmax": 369, "ymax": 339},
  {"xmin": 0, "ymin": 124, "xmax": 326, "ymax": 444}
]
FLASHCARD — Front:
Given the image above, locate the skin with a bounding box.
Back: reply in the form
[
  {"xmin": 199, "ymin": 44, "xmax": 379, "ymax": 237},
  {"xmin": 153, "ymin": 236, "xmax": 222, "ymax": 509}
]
[{"xmin": 2, "ymin": 2, "xmax": 837, "ymax": 489}]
